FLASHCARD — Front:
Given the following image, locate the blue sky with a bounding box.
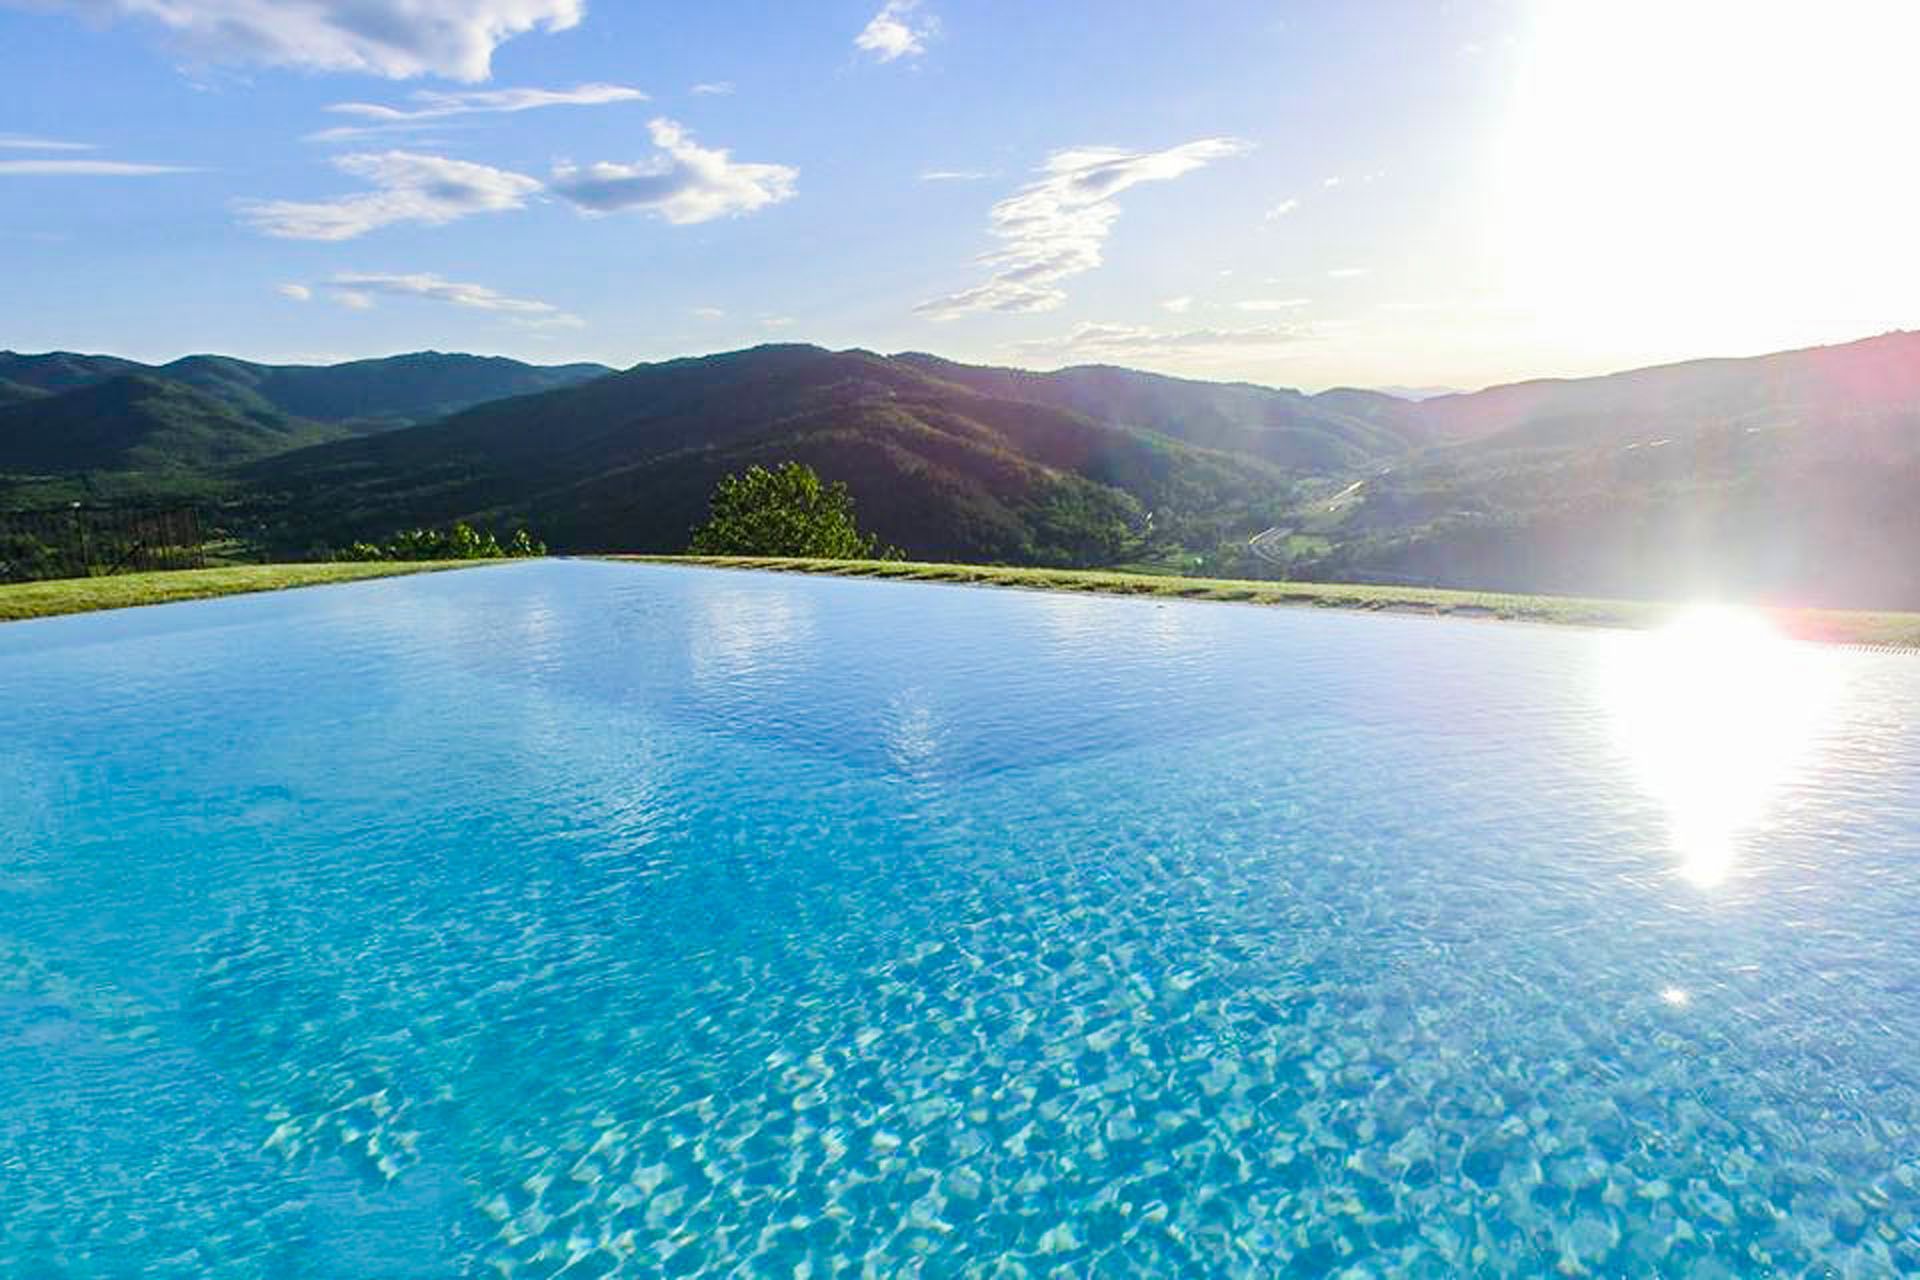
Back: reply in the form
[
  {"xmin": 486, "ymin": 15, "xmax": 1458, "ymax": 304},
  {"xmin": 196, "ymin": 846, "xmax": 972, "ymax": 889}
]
[{"xmin": 2, "ymin": 1, "xmax": 1914, "ymax": 390}]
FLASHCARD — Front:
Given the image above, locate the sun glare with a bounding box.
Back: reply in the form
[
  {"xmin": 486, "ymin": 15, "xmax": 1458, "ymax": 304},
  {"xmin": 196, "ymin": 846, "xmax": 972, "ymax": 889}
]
[
  {"xmin": 1603, "ymin": 606, "xmax": 1843, "ymax": 888},
  {"xmin": 1498, "ymin": 0, "xmax": 1920, "ymax": 360}
]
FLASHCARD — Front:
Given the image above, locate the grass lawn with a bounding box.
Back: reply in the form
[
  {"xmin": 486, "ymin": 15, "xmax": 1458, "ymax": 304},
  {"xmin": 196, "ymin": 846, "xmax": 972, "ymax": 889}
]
[
  {"xmin": 0, "ymin": 561, "xmax": 487, "ymax": 623},
  {"xmin": 617, "ymin": 555, "xmax": 1920, "ymax": 650}
]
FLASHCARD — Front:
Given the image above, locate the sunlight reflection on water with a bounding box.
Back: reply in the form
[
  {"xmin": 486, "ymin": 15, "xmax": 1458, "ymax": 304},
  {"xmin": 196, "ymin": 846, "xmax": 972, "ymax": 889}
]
[{"xmin": 1602, "ymin": 606, "xmax": 1849, "ymax": 888}]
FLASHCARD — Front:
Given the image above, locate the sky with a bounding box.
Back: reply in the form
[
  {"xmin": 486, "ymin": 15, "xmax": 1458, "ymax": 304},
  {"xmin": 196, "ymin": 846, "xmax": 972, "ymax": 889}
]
[{"xmin": 2, "ymin": 0, "xmax": 1916, "ymax": 392}]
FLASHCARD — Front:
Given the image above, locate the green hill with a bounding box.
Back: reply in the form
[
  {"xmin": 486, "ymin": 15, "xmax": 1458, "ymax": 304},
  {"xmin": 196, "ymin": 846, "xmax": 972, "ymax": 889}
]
[
  {"xmin": 0, "ymin": 352, "xmax": 146, "ymax": 398},
  {"xmin": 154, "ymin": 352, "xmax": 615, "ymax": 432},
  {"xmin": 0, "ymin": 349, "xmax": 613, "ymax": 432},
  {"xmin": 0, "ymin": 349, "xmax": 614, "ymax": 505},
  {"xmin": 0, "ymin": 375, "xmax": 347, "ymax": 474},
  {"xmin": 248, "ymin": 345, "xmax": 1318, "ymax": 566}
]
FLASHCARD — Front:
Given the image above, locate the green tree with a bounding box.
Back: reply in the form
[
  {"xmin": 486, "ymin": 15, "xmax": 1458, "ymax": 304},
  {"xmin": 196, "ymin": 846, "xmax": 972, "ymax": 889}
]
[{"xmin": 690, "ymin": 462, "xmax": 883, "ymax": 559}]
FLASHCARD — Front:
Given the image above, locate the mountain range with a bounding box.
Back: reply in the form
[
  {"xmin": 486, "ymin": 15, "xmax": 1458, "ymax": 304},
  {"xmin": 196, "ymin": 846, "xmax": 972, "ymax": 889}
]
[
  {"xmin": 4, "ymin": 332, "xmax": 1918, "ymax": 608},
  {"xmin": 0, "ymin": 351, "xmax": 612, "ymax": 473}
]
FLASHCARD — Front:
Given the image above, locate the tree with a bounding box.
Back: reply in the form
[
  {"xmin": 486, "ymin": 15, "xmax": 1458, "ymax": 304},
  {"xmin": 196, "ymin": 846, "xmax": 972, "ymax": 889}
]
[{"xmin": 690, "ymin": 462, "xmax": 884, "ymax": 559}]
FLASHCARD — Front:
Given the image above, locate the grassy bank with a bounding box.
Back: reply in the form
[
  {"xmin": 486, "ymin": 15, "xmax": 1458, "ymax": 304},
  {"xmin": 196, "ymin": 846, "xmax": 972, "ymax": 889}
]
[
  {"xmin": 0, "ymin": 561, "xmax": 484, "ymax": 623},
  {"xmin": 617, "ymin": 555, "xmax": 1920, "ymax": 649}
]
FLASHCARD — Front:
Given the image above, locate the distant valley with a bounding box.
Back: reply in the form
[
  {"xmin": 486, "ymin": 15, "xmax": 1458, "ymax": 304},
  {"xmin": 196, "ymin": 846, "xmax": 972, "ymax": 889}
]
[{"xmin": 4, "ymin": 332, "xmax": 1919, "ymax": 609}]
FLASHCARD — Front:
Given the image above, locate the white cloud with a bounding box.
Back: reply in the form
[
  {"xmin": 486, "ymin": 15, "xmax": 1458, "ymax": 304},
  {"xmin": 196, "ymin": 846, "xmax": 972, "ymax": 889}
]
[
  {"xmin": 0, "ymin": 134, "xmax": 94, "ymax": 151},
  {"xmin": 310, "ymin": 82, "xmax": 645, "ymax": 142},
  {"xmin": 855, "ymin": 0, "xmax": 934, "ymax": 61},
  {"xmin": 316, "ymin": 271, "xmax": 581, "ymax": 326},
  {"xmin": 920, "ymin": 169, "xmax": 986, "ymax": 182},
  {"xmin": 21, "ymin": 0, "xmax": 584, "ymax": 81},
  {"xmin": 277, "ymin": 283, "xmax": 313, "ymax": 301},
  {"xmin": 1264, "ymin": 197, "xmax": 1300, "ymax": 220},
  {"xmin": 236, "ymin": 150, "xmax": 541, "ymax": 240},
  {"xmin": 761, "ymin": 315, "xmax": 795, "ymax": 329},
  {"xmin": 548, "ymin": 118, "xmax": 796, "ymax": 224},
  {"xmin": 1322, "ymin": 175, "xmax": 1342, "ymax": 188},
  {"xmin": 1015, "ymin": 321, "xmax": 1312, "ymax": 362},
  {"xmin": 1327, "ymin": 266, "xmax": 1370, "ymax": 279},
  {"xmin": 0, "ymin": 158, "xmax": 194, "ymax": 175},
  {"xmin": 1161, "ymin": 295, "xmax": 1193, "ymax": 314},
  {"xmin": 243, "ymin": 124, "xmax": 793, "ymax": 239},
  {"xmin": 1235, "ymin": 297, "xmax": 1311, "ymax": 311},
  {"xmin": 916, "ymin": 137, "xmax": 1251, "ymax": 318},
  {"xmin": 692, "ymin": 306, "xmax": 725, "ymax": 320},
  {"xmin": 690, "ymin": 81, "xmax": 734, "ymax": 96}
]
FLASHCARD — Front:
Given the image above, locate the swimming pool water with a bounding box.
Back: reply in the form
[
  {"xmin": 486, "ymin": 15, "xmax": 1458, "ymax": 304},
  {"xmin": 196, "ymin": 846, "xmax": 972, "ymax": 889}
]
[{"xmin": 4, "ymin": 560, "xmax": 1919, "ymax": 1277}]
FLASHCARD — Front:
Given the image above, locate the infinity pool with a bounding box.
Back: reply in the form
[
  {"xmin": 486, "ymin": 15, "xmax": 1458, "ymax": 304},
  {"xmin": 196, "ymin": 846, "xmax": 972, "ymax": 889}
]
[{"xmin": 4, "ymin": 560, "xmax": 1919, "ymax": 1276}]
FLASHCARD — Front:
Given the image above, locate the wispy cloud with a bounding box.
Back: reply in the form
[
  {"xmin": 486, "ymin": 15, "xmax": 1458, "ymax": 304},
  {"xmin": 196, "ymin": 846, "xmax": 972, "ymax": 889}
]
[
  {"xmin": 0, "ymin": 134, "xmax": 95, "ymax": 152},
  {"xmin": 244, "ymin": 121, "xmax": 794, "ymax": 239},
  {"xmin": 1016, "ymin": 321, "xmax": 1312, "ymax": 362},
  {"xmin": 916, "ymin": 137, "xmax": 1252, "ymax": 318},
  {"xmin": 1327, "ymin": 266, "xmax": 1370, "ymax": 279},
  {"xmin": 920, "ymin": 169, "xmax": 986, "ymax": 182},
  {"xmin": 1236, "ymin": 297, "xmax": 1311, "ymax": 311},
  {"xmin": 856, "ymin": 0, "xmax": 935, "ymax": 61},
  {"xmin": 1264, "ymin": 197, "xmax": 1300, "ymax": 220},
  {"xmin": 548, "ymin": 118, "xmax": 796, "ymax": 224},
  {"xmin": 1161, "ymin": 296, "xmax": 1194, "ymax": 314},
  {"xmin": 277, "ymin": 283, "xmax": 313, "ymax": 301},
  {"xmin": 310, "ymin": 271, "xmax": 581, "ymax": 326},
  {"xmin": 692, "ymin": 306, "xmax": 726, "ymax": 320},
  {"xmin": 237, "ymin": 151, "xmax": 541, "ymax": 240},
  {"xmin": 310, "ymin": 82, "xmax": 645, "ymax": 142},
  {"xmin": 22, "ymin": 0, "xmax": 585, "ymax": 81},
  {"xmin": 690, "ymin": 81, "xmax": 735, "ymax": 96},
  {"xmin": 0, "ymin": 159, "xmax": 196, "ymax": 176}
]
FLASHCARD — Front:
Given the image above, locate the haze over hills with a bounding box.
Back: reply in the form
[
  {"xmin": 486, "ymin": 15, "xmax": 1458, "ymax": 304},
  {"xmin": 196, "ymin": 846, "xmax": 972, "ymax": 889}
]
[
  {"xmin": 888, "ymin": 354, "xmax": 1424, "ymax": 471},
  {"xmin": 4, "ymin": 331, "xmax": 1919, "ymax": 607},
  {"xmin": 1305, "ymin": 330, "xmax": 1920, "ymax": 606}
]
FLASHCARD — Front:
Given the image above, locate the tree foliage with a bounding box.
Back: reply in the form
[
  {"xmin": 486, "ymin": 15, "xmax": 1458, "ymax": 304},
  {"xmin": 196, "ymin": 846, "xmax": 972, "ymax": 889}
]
[
  {"xmin": 689, "ymin": 462, "xmax": 887, "ymax": 559},
  {"xmin": 1020, "ymin": 476, "xmax": 1148, "ymax": 568},
  {"xmin": 341, "ymin": 522, "xmax": 545, "ymax": 562}
]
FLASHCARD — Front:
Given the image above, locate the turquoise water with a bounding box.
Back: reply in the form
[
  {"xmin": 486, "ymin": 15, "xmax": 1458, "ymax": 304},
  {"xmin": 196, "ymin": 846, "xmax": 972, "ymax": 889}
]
[{"xmin": 4, "ymin": 560, "xmax": 1920, "ymax": 1277}]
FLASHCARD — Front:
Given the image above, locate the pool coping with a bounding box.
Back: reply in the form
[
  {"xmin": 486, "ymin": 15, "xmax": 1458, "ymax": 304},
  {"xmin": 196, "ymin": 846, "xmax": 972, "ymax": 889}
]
[{"xmin": 604, "ymin": 555, "xmax": 1920, "ymax": 653}]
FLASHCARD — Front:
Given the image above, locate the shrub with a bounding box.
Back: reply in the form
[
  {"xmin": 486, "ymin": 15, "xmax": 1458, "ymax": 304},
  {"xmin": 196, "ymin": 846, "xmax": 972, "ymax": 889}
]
[{"xmin": 338, "ymin": 523, "xmax": 546, "ymax": 562}]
